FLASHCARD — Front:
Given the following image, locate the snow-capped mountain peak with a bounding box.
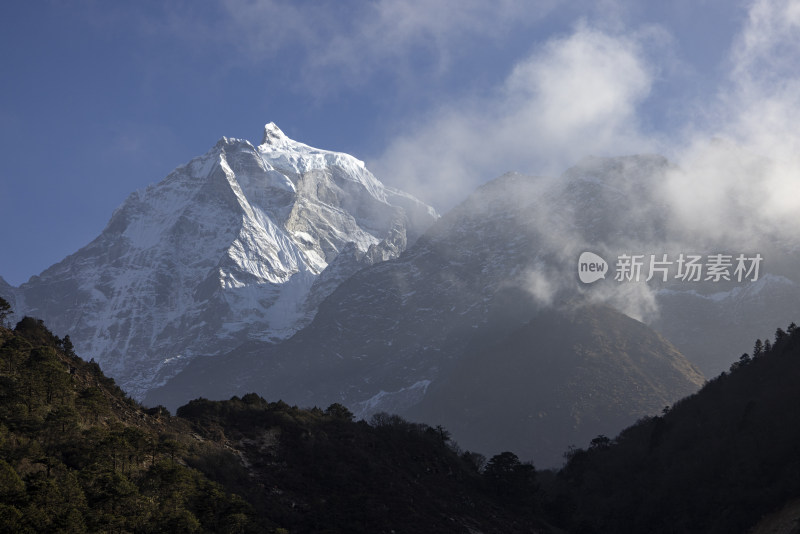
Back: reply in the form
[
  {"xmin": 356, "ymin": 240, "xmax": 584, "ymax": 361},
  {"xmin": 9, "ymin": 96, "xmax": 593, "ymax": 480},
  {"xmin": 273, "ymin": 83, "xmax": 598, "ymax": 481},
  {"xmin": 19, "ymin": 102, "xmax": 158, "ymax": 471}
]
[
  {"xmin": 2, "ymin": 123, "xmax": 437, "ymax": 398},
  {"xmin": 261, "ymin": 121, "xmax": 289, "ymax": 146}
]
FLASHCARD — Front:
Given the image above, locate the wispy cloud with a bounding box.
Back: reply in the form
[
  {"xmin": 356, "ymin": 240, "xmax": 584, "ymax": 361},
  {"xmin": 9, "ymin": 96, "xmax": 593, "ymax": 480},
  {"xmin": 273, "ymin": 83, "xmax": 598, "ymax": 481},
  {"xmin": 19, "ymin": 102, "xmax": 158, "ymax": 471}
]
[
  {"xmin": 661, "ymin": 0, "xmax": 800, "ymax": 245},
  {"xmin": 216, "ymin": 0, "xmax": 559, "ymax": 89},
  {"xmin": 370, "ymin": 0, "xmax": 800, "ymax": 235},
  {"xmin": 371, "ymin": 21, "xmax": 661, "ymax": 209},
  {"xmin": 216, "ymin": 0, "xmax": 321, "ymax": 59},
  {"xmin": 364, "ymin": 0, "xmax": 800, "ymax": 322}
]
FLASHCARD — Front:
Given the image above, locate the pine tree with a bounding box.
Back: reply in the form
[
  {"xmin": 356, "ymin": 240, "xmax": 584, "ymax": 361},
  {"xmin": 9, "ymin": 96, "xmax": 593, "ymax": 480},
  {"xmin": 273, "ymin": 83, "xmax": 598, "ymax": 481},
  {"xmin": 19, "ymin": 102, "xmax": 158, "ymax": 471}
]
[
  {"xmin": 753, "ymin": 339, "xmax": 764, "ymax": 358},
  {"xmin": 0, "ymin": 296, "xmax": 11, "ymax": 327},
  {"xmin": 775, "ymin": 328, "xmax": 787, "ymax": 345},
  {"xmin": 324, "ymin": 403, "xmax": 354, "ymax": 421},
  {"xmin": 62, "ymin": 335, "xmax": 76, "ymax": 357}
]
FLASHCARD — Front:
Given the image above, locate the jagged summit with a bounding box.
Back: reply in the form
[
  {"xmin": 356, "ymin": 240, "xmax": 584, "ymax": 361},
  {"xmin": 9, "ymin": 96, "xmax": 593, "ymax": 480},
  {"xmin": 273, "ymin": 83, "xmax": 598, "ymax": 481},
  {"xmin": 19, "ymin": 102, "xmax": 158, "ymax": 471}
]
[
  {"xmin": 2, "ymin": 122, "xmax": 437, "ymax": 398},
  {"xmin": 213, "ymin": 135, "xmax": 252, "ymax": 149},
  {"xmin": 261, "ymin": 121, "xmax": 289, "ymax": 146}
]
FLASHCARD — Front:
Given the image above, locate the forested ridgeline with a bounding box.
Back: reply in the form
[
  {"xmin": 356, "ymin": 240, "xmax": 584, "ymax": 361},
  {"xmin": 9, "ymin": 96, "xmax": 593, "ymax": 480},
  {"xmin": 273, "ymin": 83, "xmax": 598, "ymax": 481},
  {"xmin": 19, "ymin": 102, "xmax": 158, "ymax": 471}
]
[
  {"xmin": 4, "ymin": 293, "xmax": 800, "ymax": 533},
  {"xmin": 540, "ymin": 322, "xmax": 800, "ymax": 533},
  {"xmin": 0, "ymin": 300, "xmax": 553, "ymax": 534}
]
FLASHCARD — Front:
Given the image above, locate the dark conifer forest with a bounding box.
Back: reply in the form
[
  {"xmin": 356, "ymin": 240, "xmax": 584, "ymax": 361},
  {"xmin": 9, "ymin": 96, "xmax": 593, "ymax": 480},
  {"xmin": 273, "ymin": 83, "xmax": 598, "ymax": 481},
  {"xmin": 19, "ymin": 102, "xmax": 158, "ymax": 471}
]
[
  {"xmin": 0, "ymin": 300, "xmax": 551, "ymax": 533},
  {"xmin": 2, "ymin": 293, "xmax": 800, "ymax": 533},
  {"xmin": 544, "ymin": 321, "xmax": 800, "ymax": 534}
]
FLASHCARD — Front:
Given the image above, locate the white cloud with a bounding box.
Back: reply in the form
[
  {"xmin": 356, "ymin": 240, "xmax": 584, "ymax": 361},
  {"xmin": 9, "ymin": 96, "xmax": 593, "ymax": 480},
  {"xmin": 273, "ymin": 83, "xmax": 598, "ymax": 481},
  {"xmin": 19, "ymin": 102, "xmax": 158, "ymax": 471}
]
[
  {"xmin": 217, "ymin": 0, "xmax": 558, "ymax": 88},
  {"xmin": 371, "ymin": 0, "xmax": 800, "ymax": 238},
  {"xmin": 369, "ymin": 0, "xmax": 800, "ymax": 323},
  {"xmin": 372, "ymin": 22, "xmax": 658, "ymax": 209},
  {"xmin": 315, "ymin": 0, "xmax": 539, "ymax": 75},
  {"xmin": 586, "ymin": 280, "xmax": 659, "ymax": 323},
  {"xmin": 521, "ymin": 267, "xmax": 559, "ymax": 307},
  {"xmin": 217, "ymin": 0, "xmax": 320, "ymax": 59},
  {"xmin": 727, "ymin": 0, "xmax": 800, "ymax": 164},
  {"xmin": 659, "ymin": 0, "xmax": 800, "ymax": 245},
  {"xmin": 731, "ymin": 0, "xmax": 800, "ymax": 86}
]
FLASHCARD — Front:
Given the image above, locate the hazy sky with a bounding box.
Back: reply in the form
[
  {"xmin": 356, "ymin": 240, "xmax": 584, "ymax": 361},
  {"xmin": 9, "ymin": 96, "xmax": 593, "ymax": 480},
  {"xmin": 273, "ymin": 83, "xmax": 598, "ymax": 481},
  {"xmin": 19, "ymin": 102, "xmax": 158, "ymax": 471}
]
[{"xmin": 1, "ymin": 0, "xmax": 796, "ymax": 285}]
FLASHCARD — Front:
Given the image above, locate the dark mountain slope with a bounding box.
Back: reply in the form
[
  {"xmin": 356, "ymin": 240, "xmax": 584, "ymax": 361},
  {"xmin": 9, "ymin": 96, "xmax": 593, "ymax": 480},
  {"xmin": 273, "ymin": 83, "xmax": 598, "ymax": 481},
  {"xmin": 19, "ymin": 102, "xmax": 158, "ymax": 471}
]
[
  {"xmin": 0, "ymin": 313, "xmax": 558, "ymax": 533},
  {"xmin": 409, "ymin": 304, "xmax": 703, "ymax": 467},
  {"xmin": 176, "ymin": 397, "xmax": 557, "ymax": 534},
  {"xmin": 146, "ymin": 172, "xmax": 561, "ymax": 412},
  {"xmin": 147, "ymin": 166, "xmax": 705, "ymax": 469},
  {"xmin": 0, "ymin": 317, "xmax": 255, "ymax": 533},
  {"xmin": 546, "ymin": 322, "xmax": 800, "ymax": 533}
]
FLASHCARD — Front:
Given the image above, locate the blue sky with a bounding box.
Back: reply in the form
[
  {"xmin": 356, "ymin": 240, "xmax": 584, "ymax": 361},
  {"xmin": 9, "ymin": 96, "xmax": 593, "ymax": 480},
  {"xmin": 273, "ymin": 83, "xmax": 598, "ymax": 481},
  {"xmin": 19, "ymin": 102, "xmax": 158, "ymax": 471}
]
[{"xmin": 1, "ymin": 0, "xmax": 798, "ymax": 286}]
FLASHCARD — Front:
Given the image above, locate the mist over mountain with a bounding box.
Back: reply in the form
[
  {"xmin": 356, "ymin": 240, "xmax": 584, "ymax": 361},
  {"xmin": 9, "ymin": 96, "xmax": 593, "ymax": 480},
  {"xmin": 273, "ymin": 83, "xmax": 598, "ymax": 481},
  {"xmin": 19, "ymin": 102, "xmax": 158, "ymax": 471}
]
[
  {"xmin": 3, "ymin": 124, "xmax": 798, "ymax": 470},
  {"xmin": 145, "ymin": 158, "xmax": 728, "ymax": 466},
  {"xmin": 145, "ymin": 151, "xmax": 799, "ymax": 466},
  {"xmin": 547, "ymin": 154, "xmax": 800, "ymax": 376},
  {"xmin": 0, "ymin": 124, "xmax": 437, "ymax": 399}
]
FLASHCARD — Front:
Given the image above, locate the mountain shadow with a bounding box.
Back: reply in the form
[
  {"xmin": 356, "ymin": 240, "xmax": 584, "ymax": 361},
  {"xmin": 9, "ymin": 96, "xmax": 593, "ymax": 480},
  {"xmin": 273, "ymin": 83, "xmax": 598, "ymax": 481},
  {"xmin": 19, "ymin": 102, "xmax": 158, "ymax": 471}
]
[
  {"xmin": 409, "ymin": 302, "xmax": 704, "ymax": 467},
  {"xmin": 0, "ymin": 310, "xmax": 558, "ymax": 533},
  {"xmin": 543, "ymin": 321, "xmax": 800, "ymax": 533}
]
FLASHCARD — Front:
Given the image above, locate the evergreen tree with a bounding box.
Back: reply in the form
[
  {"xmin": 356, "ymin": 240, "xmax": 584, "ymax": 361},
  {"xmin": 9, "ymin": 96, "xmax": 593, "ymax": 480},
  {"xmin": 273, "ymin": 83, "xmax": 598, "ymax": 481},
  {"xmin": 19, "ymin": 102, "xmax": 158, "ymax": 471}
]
[
  {"xmin": 483, "ymin": 452, "xmax": 537, "ymax": 499},
  {"xmin": 461, "ymin": 451, "xmax": 487, "ymax": 472},
  {"xmin": 484, "ymin": 451, "xmax": 522, "ymax": 479},
  {"xmin": 62, "ymin": 335, "xmax": 75, "ymax": 357},
  {"xmin": 324, "ymin": 402, "xmax": 354, "ymax": 421},
  {"xmin": 0, "ymin": 297, "xmax": 11, "ymax": 327},
  {"xmin": 775, "ymin": 328, "xmax": 787, "ymax": 344},
  {"xmin": 753, "ymin": 339, "xmax": 764, "ymax": 358},
  {"xmin": 590, "ymin": 435, "xmax": 612, "ymax": 450},
  {"xmin": 435, "ymin": 424, "xmax": 452, "ymax": 443},
  {"xmin": 0, "ymin": 459, "xmax": 24, "ymax": 502}
]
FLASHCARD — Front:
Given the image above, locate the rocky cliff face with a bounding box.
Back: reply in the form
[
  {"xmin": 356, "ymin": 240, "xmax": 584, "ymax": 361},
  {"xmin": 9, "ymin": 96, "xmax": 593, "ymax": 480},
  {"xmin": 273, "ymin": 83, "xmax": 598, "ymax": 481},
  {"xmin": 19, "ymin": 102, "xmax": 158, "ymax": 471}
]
[{"xmin": 2, "ymin": 123, "xmax": 436, "ymax": 397}]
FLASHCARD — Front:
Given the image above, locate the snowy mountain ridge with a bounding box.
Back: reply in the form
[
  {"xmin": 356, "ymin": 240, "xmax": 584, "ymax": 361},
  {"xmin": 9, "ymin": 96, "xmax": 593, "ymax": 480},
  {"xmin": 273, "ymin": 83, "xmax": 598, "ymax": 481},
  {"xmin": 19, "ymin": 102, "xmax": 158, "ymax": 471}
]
[{"xmin": 1, "ymin": 123, "xmax": 437, "ymax": 398}]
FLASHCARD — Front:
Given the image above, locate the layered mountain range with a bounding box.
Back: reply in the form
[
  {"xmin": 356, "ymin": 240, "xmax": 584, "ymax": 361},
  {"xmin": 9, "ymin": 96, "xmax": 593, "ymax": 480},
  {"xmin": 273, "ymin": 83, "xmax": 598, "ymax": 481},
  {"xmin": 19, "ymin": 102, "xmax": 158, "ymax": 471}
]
[
  {"xmin": 145, "ymin": 161, "xmax": 710, "ymax": 465},
  {"xmin": 3, "ymin": 125, "xmax": 798, "ymax": 466},
  {"xmin": 145, "ymin": 153, "xmax": 799, "ymax": 465}
]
